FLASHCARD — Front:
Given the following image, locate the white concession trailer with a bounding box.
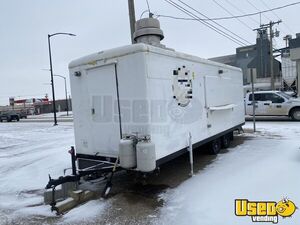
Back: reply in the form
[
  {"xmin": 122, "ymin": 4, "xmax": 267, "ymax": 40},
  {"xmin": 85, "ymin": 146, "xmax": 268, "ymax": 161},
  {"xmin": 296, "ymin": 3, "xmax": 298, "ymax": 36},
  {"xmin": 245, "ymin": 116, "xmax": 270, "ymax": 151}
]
[{"xmin": 68, "ymin": 18, "xmax": 245, "ymax": 174}]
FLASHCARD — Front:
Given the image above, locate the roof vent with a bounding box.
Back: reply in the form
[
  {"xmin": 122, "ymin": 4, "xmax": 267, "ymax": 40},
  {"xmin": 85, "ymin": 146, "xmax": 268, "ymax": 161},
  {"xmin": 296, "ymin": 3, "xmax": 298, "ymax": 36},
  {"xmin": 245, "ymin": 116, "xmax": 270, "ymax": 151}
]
[{"xmin": 133, "ymin": 17, "xmax": 165, "ymax": 48}]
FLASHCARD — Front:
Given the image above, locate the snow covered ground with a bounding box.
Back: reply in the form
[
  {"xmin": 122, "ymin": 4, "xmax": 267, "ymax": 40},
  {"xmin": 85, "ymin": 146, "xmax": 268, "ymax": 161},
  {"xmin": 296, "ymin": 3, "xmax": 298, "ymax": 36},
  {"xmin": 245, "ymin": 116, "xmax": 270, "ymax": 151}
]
[
  {"xmin": 0, "ymin": 121, "xmax": 299, "ymax": 225},
  {"xmin": 156, "ymin": 122, "xmax": 300, "ymax": 225},
  {"xmin": 0, "ymin": 122, "xmax": 77, "ymax": 224}
]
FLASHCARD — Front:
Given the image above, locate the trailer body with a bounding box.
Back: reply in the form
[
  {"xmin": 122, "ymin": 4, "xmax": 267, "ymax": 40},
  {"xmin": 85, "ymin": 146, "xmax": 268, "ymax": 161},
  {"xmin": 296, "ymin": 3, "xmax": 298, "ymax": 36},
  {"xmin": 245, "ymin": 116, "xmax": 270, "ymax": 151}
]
[{"xmin": 69, "ymin": 43, "xmax": 245, "ymax": 171}]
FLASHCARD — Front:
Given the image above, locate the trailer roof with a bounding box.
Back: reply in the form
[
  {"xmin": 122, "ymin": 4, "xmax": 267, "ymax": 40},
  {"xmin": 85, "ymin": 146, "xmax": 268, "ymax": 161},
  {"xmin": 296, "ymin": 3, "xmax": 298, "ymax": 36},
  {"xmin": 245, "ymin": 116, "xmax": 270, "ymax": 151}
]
[{"xmin": 69, "ymin": 43, "xmax": 241, "ymax": 72}]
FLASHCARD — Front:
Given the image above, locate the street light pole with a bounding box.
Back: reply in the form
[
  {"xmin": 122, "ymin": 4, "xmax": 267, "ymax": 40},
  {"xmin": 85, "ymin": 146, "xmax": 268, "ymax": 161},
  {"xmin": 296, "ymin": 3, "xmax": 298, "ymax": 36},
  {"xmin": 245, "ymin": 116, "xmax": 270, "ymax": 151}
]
[
  {"xmin": 47, "ymin": 32, "xmax": 75, "ymax": 125},
  {"xmin": 47, "ymin": 34, "xmax": 57, "ymax": 126},
  {"xmin": 64, "ymin": 77, "xmax": 69, "ymax": 116},
  {"xmin": 53, "ymin": 75, "xmax": 69, "ymax": 116}
]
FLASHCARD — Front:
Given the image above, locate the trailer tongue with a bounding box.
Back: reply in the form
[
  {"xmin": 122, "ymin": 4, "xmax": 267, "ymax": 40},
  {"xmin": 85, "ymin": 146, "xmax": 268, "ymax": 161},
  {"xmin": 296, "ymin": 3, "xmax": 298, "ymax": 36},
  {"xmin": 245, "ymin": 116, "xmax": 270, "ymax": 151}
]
[{"xmin": 45, "ymin": 146, "xmax": 119, "ymax": 213}]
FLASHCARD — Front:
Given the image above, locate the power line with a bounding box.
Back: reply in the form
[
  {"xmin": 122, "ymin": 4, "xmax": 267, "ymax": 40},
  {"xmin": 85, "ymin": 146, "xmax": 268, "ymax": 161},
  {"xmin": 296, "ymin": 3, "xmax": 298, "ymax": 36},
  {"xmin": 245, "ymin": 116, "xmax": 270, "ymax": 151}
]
[
  {"xmin": 157, "ymin": 1, "xmax": 300, "ymax": 21},
  {"xmin": 223, "ymin": 0, "xmax": 259, "ymax": 25},
  {"xmin": 140, "ymin": 10, "xmax": 149, "ymax": 19},
  {"xmin": 145, "ymin": 0, "xmax": 151, "ymax": 13},
  {"xmin": 141, "ymin": 0, "xmax": 152, "ymax": 19},
  {"xmin": 163, "ymin": 0, "xmax": 248, "ymax": 46},
  {"xmin": 259, "ymin": 0, "xmax": 280, "ymax": 19},
  {"xmin": 212, "ymin": 0, "xmax": 253, "ymax": 30},
  {"xmin": 245, "ymin": 0, "xmax": 272, "ymax": 23},
  {"xmin": 164, "ymin": 0, "xmax": 239, "ymax": 45},
  {"xmin": 259, "ymin": 0, "xmax": 282, "ymax": 20},
  {"xmin": 163, "ymin": 0, "xmax": 246, "ymax": 45},
  {"xmin": 176, "ymin": 0, "xmax": 252, "ymax": 44},
  {"xmin": 258, "ymin": 0, "xmax": 294, "ymax": 34}
]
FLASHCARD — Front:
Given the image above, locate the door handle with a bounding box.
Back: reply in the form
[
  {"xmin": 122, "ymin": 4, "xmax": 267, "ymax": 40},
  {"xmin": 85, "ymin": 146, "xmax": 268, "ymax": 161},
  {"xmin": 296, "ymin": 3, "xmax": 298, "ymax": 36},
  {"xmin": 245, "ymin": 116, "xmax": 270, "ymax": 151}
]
[
  {"xmin": 276, "ymin": 105, "xmax": 282, "ymax": 108},
  {"xmin": 264, "ymin": 103, "xmax": 270, "ymax": 105}
]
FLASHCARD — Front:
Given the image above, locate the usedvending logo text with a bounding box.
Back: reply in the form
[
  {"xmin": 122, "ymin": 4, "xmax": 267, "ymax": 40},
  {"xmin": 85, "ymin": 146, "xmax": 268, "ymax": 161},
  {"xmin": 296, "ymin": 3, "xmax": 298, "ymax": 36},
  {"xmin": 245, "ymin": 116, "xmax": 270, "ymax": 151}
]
[{"xmin": 235, "ymin": 198, "xmax": 297, "ymax": 224}]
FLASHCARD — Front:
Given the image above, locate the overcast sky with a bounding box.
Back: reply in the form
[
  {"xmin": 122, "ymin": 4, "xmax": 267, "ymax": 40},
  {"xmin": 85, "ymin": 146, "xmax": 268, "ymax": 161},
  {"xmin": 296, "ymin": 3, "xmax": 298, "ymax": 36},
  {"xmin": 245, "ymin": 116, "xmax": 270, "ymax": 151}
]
[{"xmin": 0, "ymin": 0, "xmax": 299, "ymax": 105}]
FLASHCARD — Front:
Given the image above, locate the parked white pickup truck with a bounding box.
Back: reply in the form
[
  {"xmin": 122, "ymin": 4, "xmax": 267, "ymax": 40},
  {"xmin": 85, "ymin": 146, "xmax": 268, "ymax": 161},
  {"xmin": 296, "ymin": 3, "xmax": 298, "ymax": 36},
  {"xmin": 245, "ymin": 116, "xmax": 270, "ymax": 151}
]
[{"xmin": 245, "ymin": 91, "xmax": 300, "ymax": 121}]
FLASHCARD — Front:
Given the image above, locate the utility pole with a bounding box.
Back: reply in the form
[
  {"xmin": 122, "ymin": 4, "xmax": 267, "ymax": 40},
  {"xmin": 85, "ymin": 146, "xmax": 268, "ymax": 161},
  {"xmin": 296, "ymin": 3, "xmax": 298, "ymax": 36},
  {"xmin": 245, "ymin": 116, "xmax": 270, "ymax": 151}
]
[
  {"xmin": 128, "ymin": 0, "xmax": 136, "ymax": 44},
  {"xmin": 54, "ymin": 75, "xmax": 69, "ymax": 116},
  {"xmin": 269, "ymin": 22, "xmax": 275, "ymax": 90},
  {"xmin": 47, "ymin": 32, "xmax": 76, "ymax": 126},
  {"xmin": 254, "ymin": 20, "xmax": 281, "ymax": 90}
]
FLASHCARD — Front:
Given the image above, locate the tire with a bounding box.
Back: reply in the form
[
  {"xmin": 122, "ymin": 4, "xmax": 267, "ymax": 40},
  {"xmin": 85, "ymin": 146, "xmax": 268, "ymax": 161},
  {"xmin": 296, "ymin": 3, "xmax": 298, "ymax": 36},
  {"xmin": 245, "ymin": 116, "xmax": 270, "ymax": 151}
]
[
  {"xmin": 221, "ymin": 134, "xmax": 231, "ymax": 148},
  {"xmin": 291, "ymin": 108, "xmax": 300, "ymax": 121},
  {"xmin": 229, "ymin": 131, "xmax": 234, "ymax": 141},
  {"xmin": 209, "ymin": 138, "xmax": 222, "ymax": 155},
  {"xmin": 16, "ymin": 116, "xmax": 20, "ymax": 121}
]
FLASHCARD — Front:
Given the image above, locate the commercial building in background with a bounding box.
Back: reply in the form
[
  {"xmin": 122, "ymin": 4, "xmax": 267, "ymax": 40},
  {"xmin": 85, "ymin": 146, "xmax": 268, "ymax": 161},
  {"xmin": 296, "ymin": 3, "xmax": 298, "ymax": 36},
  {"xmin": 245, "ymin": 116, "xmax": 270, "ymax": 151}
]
[
  {"xmin": 289, "ymin": 33, "xmax": 300, "ymax": 96},
  {"xmin": 0, "ymin": 96, "xmax": 72, "ymax": 115},
  {"xmin": 210, "ymin": 29, "xmax": 281, "ymax": 93},
  {"xmin": 281, "ymin": 48, "xmax": 297, "ymax": 92}
]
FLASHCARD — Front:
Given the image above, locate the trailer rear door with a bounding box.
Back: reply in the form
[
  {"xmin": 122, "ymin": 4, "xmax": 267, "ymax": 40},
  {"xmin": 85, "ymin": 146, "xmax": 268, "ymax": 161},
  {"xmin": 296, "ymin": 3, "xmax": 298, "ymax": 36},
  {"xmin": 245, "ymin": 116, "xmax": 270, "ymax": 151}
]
[{"xmin": 86, "ymin": 63, "xmax": 121, "ymax": 157}]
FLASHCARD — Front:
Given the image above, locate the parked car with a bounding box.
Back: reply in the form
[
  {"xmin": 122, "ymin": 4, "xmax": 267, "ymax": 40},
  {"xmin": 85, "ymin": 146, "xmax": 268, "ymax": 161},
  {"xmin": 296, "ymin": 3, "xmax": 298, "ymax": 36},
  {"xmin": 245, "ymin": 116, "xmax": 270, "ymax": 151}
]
[
  {"xmin": 245, "ymin": 91, "xmax": 300, "ymax": 121},
  {"xmin": 0, "ymin": 111, "xmax": 20, "ymax": 122},
  {"xmin": 18, "ymin": 111, "xmax": 27, "ymax": 119}
]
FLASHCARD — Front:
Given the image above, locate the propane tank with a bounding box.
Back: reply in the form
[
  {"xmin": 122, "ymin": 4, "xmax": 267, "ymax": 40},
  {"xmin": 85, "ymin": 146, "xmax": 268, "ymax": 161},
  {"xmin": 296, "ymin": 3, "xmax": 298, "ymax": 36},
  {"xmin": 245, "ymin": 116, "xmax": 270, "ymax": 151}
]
[
  {"xmin": 119, "ymin": 138, "xmax": 136, "ymax": 169},
  {"xmin": 136, "ymin": 139, "xmax": 156, "ymax": 172}
]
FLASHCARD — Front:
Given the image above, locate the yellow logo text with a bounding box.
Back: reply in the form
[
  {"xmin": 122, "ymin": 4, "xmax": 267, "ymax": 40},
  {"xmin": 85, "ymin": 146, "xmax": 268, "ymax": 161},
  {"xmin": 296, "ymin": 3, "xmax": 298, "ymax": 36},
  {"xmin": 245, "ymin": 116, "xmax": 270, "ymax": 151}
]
[{"xmin": 235, "ymin": 198, "xmax": 297, "ymax": 224}]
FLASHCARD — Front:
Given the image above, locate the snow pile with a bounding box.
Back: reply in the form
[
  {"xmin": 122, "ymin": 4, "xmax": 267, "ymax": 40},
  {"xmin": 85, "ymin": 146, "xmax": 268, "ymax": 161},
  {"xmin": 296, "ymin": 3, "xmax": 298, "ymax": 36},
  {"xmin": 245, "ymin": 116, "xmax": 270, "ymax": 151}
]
[
  {"xmin": 156, "ymin": 122, "xmax": 300, "ymax": 225},
  {"xmin": 27, "ymin": 111, "xmax": 73, "ymax": 119}
]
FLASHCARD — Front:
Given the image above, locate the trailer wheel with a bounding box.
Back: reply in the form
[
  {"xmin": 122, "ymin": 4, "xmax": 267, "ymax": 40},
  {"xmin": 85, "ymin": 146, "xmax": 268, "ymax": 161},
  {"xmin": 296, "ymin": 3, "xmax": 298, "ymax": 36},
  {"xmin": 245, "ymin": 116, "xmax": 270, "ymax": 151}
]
[
  {"xmin": 221, "ymin": 134, "xmax": 231, "ymax": 148},
  {"xmin": 229, "ymin": 131, "xmax": 234, "ymax": 141},
  {"xmin": 209, "ymin": 138, "xmax": 221, "ymax": 155}
]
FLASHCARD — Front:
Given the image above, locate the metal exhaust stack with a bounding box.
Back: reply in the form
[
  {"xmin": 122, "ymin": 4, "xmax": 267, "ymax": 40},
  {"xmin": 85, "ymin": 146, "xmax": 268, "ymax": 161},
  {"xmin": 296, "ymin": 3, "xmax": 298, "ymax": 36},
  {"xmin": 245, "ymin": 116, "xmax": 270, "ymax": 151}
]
[{"xmin": 133, "ymin": 17, "xmax": 165, "ymax": 48}]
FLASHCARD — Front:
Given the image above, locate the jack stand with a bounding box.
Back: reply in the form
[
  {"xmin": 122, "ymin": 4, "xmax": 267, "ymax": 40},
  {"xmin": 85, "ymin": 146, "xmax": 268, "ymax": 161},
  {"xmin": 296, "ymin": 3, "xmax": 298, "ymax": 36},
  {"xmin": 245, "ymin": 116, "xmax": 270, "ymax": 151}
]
[
  {"xmin": 141, "ymin": 173, "xmax": 147, "ymax": 185},
  {"xmin": 238, "ymin": 126, "xmax": 244, "ymax": 134},
  {"xmin": 50, "ymin": 187, "xmax": 58, "ymax": 213},
  {"xmin": 188, "ymin": 132, "xmax": 194, "ymax": 176},
  {"xmin": 101, "ymin": 157, "xmax": 119, "ymax": 198},
  {"xmin": 154, "ymin": 167, "xmax": 160, "ymax": 176}
]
